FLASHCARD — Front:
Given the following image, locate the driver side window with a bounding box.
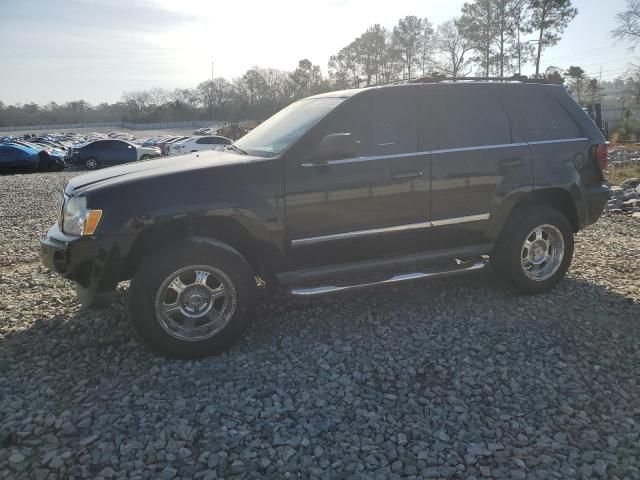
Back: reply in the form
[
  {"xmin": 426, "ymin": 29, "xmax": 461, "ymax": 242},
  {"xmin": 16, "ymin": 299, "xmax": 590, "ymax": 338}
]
[
  {"xmin": 311, "ymin": 94, "xmax": 373, "ymax": 158},
  {"xmin": 307, "ymin": 89, "xmax": 417, "ymax": 159}
]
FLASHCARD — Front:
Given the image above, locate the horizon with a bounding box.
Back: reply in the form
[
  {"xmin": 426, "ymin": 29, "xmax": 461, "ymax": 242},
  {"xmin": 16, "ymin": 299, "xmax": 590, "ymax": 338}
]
[{"xmin": 0, "ymin": 0, "xmax": 637, "ymax": 105}]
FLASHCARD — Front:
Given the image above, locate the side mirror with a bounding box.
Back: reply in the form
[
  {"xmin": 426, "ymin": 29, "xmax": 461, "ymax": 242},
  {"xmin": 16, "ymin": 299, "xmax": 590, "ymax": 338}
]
[{"xmin": 314, "ymin": 133, "xmax": 357, "ymax": 162}]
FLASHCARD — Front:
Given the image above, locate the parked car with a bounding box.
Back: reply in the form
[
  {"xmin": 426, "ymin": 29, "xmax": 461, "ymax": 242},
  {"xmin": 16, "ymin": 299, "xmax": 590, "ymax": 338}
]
[
  {"xmin": 0, "ymin": 144, "xmax": 61, "ymax": 172},
  {"xmin": 9, "ymin": 141, "xmax": 65, "ymax": 171},
  {"xmin": 41, "ymin": 80, "xmax": 609, "ymax": 358},
  {"xmin": 168, "ymin": 135, "xmax": 232, "ymax": 156},
  {"xmin": 160, "ymin": 136, "xmax": 191, "ymax": 155},
  {"xmin": 69, "ymin": 139, "xmax": 161, "ymax": 169}
]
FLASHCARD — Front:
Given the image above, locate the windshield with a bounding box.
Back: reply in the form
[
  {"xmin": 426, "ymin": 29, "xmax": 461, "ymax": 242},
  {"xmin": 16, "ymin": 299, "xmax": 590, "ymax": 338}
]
[{"xmin": 234, "ymin": 97, "xmax": 345, "ymax": 157}]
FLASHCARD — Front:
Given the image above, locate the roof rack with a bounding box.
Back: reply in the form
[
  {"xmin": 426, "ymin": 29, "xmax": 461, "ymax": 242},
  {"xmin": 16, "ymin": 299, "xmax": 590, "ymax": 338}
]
[{"xmin": 406, "ymin": 73, "xmax": 558, "ymax": 85}]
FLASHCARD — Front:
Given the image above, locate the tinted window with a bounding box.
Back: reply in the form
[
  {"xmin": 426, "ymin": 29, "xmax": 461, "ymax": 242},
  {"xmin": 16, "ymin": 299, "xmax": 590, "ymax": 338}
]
[
  {"xmin": 195, "ymin": 137, "xmax": 210, "ymax": 145},
  {"xmin": 87, "ymin": 140, "xmax": 108, "ymax": 150},
  {"xmin": 312, "ymin": 88, "xmax": 417, "ymax": 157},
  {"xmin": 423, "ymin": 86, "xmax": 512, "ymax": 150},
  {"xmin": 371, "ymin": 88, "xmax": 417, "ymax": 156},
  {"xmin": 212, "ymin": 137, "xmax": 231, "ymax": 145},
  {"xmin": 504, "ymin": 89, "xmax": 582, "ymax": 141}
]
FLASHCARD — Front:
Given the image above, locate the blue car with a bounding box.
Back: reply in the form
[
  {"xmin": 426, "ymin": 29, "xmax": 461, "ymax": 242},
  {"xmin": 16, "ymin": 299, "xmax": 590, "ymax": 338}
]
[{"xmin": 0, "ymin": 144, "xmax": 62, "ymax": 173}]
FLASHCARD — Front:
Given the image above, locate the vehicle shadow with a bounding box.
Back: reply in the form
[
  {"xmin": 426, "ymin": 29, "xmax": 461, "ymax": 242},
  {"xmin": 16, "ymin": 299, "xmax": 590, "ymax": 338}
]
[{"xmin": 2, "ymin": 271, "xmax": 639, "ymax": 370}]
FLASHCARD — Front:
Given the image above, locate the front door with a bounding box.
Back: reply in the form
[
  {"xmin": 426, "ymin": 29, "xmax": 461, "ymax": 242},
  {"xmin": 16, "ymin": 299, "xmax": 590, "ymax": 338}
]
[{"xmin": 284, "ymin": 87, "xmax": 429, "ymax": 269}]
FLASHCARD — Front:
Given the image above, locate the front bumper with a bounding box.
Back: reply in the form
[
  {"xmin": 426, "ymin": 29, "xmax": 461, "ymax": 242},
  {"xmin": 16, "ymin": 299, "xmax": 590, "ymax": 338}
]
[{"xmin": 40, "ymin": 224, "xmax": 133, "ymax": 303}]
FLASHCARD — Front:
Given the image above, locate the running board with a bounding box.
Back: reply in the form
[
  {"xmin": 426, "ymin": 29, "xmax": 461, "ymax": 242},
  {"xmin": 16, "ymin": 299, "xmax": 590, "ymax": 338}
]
[{"xmin": 289, "ymin": 259, "xmax": 486, "ymax": 297}]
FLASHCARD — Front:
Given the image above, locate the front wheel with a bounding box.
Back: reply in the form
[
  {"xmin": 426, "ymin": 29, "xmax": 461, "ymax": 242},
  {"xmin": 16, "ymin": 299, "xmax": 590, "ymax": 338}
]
[
  {"xmin": 128, "ymin": 238, "xmax": 257, "ymax": 358},
  {"xmin": 490, "ymin": 206, "xmax": 574, "ymax": 294}
]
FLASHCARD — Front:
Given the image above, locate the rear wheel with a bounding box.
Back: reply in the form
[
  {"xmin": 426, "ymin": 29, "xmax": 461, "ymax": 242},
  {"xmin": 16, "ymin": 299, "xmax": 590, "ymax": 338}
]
[
  {"xmin": 85, "ymin": 157, "xmax": 98, "ymax": 170},
  {"xmin": 490, "ymin": 206, "xmax": 574, "ymax": 294},
  {"xmin": 128, "ymin": 238, "xmax": 257, "ymax": 358}
]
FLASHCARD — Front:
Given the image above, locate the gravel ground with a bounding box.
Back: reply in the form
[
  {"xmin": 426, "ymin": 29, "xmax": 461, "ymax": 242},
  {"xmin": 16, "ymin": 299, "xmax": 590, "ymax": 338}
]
[{"xmin": 1, "ymin": 171, "xmax": 640, "ymax": 480}]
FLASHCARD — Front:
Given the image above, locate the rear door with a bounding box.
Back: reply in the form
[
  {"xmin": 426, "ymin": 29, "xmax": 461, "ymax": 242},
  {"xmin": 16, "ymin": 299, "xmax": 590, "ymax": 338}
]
[
  {"xmin": 499, "ymin": 85, "xmax": 597, "ymax": 186},
  {"xmin": 425, "ymin": 84, "xmax": 532, "ymax": 250},
  {"xmin": 284, "ymin": 87, "xmax": 427, "ymax": 268}
]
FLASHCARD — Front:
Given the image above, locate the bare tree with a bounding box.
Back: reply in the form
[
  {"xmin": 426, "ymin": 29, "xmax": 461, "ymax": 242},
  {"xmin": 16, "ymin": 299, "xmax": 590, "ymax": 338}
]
[
  {"xmin": 613, "ymin": 0, "xmax": 640, "ymax": 48},
  {"xmin": 459, "ymin": 0, "xmax": 496, "ymax": 77},
  {"xmin": 624, "ymin": 63, "xmax": 640, "ymax": 104},
  {"xmin": 355, "ymin": 25, "xmax": 388, "ymax": 86},
  {"xmin": 435, "ymin": 19, "xmax": 474, "ymax": 77},
  {"xmin": 528, "ymin": 0, "xmax": 578, "ymax": 77},
  {"xmin": 290, "ymin": 59, "xmax": 325, "ymax": 97},
  {"xmin": 420, "ymin": 18, "xmax": 435, "ymax": 76},
  {"xmin": 392, "ymin": 16, "xmax": 426, "ymax": 79},
  {"xmin": 329, "ymin": 44, "xmax": 361, "ymax": 88}
]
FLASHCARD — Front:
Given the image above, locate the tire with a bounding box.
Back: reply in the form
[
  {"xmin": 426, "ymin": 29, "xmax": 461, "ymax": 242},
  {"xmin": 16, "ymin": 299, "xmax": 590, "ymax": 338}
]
[
  {"xmin": 85, "ymin": 157, "xmax": 98, "ymax": 170},
  {"xmin": 140, "ymin": 154, "xmax": 150, "ymax": 161},
  {"xmin": 128, "ymin": 237, "xmax": 257, "ymax": 358},
  {"xmin": 490, "ymin": 205, "xmax": 574, "ymax": 294}
]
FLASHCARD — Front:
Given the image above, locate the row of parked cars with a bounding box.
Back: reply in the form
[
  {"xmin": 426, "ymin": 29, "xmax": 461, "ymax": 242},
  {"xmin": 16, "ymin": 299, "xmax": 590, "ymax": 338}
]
[
  {"xmin": 142, "ymin": 134, "xmax": 232, "ymax": 157},
  {"xmin": 0, "ymin": 128, "xmax": 234, "ymax": 172},
  {"xmin": 0, "ymin": 133, "xmax": 75, "ymax": 172}
]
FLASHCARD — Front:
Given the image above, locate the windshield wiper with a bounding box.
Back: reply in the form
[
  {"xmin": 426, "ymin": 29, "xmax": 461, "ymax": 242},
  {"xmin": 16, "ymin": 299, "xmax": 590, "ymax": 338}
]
[{"xmin": 226, "ymin": 144, "xmax": 248, "ymax": 155}]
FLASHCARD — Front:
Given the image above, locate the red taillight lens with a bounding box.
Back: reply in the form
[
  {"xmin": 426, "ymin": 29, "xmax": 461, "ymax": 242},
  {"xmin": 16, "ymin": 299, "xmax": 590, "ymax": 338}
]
[{"xmin": 596, "ymin": 144, "xmax": 608, "ymax": 172}]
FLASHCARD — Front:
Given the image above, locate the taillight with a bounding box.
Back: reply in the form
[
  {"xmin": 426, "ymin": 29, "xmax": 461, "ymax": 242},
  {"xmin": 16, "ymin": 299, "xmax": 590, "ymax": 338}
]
[{"xmin": 595, "ymin": 143, "xmax": 608, "ymax": 172}]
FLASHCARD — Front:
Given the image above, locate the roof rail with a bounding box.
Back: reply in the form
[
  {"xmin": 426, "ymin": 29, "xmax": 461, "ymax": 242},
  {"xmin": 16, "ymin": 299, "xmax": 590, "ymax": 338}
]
[{"xmin": 406, "ymin": 74, "xmax": 558, "ymax": 85}]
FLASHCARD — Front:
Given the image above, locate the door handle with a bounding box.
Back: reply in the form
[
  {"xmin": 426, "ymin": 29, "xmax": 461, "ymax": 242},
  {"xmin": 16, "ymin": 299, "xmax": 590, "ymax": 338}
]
[
  {"xmin": 392, "ymin": 171, "xmax": 423, "ymax": 180},
  {"xmin": 499, "ymin": 159, "xmax": 524, "ymax": 168}
]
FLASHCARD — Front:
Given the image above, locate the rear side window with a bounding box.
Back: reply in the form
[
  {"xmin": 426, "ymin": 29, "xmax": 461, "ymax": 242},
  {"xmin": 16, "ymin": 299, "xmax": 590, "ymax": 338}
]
[
  {"xmin": 501, "ymin": 87, "xmax": 582, "ymax": 141},
  {"xmin": 422, "ymin": 86, "xmax": 512, "ymax": 150},
  {"xmin": 196, "ymin": 137, "xmax": 212, "ymax": 145}
]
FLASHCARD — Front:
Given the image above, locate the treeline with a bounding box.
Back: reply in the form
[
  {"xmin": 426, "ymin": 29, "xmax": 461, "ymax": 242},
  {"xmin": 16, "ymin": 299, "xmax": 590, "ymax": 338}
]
[
  {"xmin": 3, "ymin": 0, "xmax": 625, "ymax": 128},
  {"xmin": 0, "ymin": 59, "xmax": 331, "ymax": 127},
  {"xmin": 329, "ymin": 0, "xmax": 577, "ymax": 86}
]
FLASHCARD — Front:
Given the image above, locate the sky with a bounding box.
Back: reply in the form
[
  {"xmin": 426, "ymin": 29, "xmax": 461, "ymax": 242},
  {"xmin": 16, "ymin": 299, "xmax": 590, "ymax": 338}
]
[{"xmin": 0, "ymin": 0, "xmax": 636, "ymax": 105}]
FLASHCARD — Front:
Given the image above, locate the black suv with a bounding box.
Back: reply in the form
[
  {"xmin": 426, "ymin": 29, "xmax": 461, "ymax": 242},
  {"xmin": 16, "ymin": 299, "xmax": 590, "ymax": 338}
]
[{"xmin": 41, "ymin": 80, "xmax": 609, "ymax": 358}]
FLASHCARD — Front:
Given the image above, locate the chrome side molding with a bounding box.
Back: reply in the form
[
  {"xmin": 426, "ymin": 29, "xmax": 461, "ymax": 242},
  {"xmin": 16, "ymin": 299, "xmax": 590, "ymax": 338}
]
[
  {"xmin": 291, "ymin": 214, "xmax": 489, "ymax": 247},
  {"xmin": 430, "ymin": 213, "xmax": 490, "ymax": 227},
  {"xmin": 301, "ymin": 138, "xmax": 589, "ymax": 167},
  {"xmin": 291, "ymin": 221, "xmax": 432, "ymax": 247},
  {"xmin": 289, "ymin": 259, "xmax": 486, "ymax": 297}
]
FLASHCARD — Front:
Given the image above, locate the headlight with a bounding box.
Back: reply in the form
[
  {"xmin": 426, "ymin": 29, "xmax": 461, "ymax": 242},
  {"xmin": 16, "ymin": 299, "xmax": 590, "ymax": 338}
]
[{"xmin": 62, "ymin": 196, "xmax": 102, "ymax": 236}]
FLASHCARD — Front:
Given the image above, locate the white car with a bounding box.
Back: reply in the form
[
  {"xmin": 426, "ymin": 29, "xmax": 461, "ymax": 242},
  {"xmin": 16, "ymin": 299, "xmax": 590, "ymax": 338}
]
[
  {"xmin": 135, "ymin": 144, "xmax": 162, "ymax": 160},
  {"xmin": 168, "ymin": 136, "xmax": 232, "ymax": 156}
]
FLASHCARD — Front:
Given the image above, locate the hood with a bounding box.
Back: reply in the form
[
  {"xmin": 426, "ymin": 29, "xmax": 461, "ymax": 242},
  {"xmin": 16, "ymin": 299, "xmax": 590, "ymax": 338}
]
[{"xmin": 65, "ymin": 150, "xmax": 263, "ymax": 194}]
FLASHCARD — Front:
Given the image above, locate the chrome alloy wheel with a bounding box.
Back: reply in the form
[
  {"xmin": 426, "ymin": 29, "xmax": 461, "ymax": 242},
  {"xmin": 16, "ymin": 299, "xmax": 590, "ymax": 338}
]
[
  {"xmin": 86, "ymin": 158, "xmax": 98, "ymax": 170},
  {"xmin": 154, "ymin": 265, "xmax": 236, "ymax": 341},
  {"xmin": 520, "ymin": 224, "xmax": 565, "ymax": 281}
]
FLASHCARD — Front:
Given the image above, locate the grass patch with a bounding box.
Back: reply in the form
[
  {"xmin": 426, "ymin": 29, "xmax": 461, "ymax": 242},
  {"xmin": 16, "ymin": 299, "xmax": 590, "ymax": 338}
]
[{"xmin": 607, "ymin": 163, "xmax": 640, "ymax": 186}]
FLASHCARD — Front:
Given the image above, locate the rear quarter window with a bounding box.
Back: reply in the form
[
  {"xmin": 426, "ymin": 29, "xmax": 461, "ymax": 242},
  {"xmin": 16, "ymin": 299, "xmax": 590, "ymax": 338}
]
[{"xmin": 502, "ymin": 87, "xmax": 582, "ymax": 141}]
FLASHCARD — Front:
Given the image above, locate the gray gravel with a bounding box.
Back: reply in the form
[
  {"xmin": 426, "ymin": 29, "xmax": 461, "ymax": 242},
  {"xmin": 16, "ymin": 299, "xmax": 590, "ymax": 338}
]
[{"xmin": 1, "ymin": 170, "xmax": 640, "ymax": 480}]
